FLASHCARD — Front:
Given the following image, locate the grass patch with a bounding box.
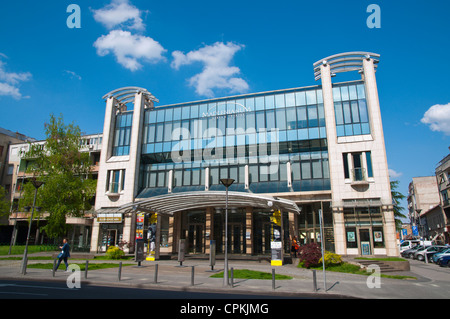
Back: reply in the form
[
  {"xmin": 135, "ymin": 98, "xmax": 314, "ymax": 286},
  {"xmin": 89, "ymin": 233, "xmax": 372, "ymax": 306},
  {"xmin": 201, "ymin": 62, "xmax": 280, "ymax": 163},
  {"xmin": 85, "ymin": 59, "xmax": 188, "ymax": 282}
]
[
  {"xmin": 210, "ymin": 269, "xmax": 292, "ymax": 280},
  {"xmin": 0, "ymin": 245, "xmax": 58, "ymax": 255},
  {"xmin": 354, "ymin": 257, "xmax": 406, "ymax": 262},
  {"xmin": 27, "ymin": 263, "xmax": 134, "ymax": 271},
  {"xmin": 305, "ymin": 263, "xmax": 416, "ymax": 280}
]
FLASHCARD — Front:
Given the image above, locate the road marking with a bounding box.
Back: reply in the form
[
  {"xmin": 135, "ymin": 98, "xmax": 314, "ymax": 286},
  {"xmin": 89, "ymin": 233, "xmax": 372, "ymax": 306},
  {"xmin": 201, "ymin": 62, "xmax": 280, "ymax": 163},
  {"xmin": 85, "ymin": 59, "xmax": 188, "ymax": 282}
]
[
  {"xmin": 0, "ymin": 283, "xmax": 75, "ymax": 291},
  {"xmin": 0, "ymin": 291, "xmax": 48, "ymax": 296}
]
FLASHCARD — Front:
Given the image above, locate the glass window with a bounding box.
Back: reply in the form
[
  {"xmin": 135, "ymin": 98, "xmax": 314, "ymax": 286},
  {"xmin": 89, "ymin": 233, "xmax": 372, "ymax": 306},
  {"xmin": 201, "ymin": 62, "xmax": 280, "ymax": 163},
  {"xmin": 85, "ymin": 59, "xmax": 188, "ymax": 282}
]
[
  {"xmin": 183, "ymin": 169, "xmax": 191, "ymax": 186},
  {"xmin": 266, "ymin": 110, "xmax": 275, "ymax": 131},
  {"xmin": 295, "ymin": 91, "xmax": 306, "ymax": 106},
  {"xmin": 255, "ymin": 96, "xmax": 265, "ymax": 111},
  {"xmin": 332, "ymin": 87, "xmax": 341, "ymax": 102},
  {"xmin": 236, "ymin": 114, "xmax": 246, "ymax": 133},
  {"xmin": 256, "ymin": 111, "xmax": 265, "ymax": 131},
  {"xmin": 155, "ymin": 123, "xmax": 164, "ymax": 142},
  {"xmin": 317, "ymin": 104, "xmax": 325, "ymax": 127},
  {"xmin": 316, "ymin": 90, "xmax": 323, "ymax": 104},
  {"xmin": 343, "ymin": 102, "xmax": 352, "ymax": 124},
  {"xmin": 349, "ymin": 86, "xmax": 358, "ymax": 100},
  {"xmin": 301, "ymin": 161, "xmax": 311, "ymax": 179},
  {"xmin": 245, "ymin": 97, "xmax": 255, "ymax": 111},
  {"xmin": 307, "ymin": 105, "xmax": 318, "ymax": 127},
  {"xmin": 265, "ymin": 95, "xmax": 275, "ymax": 109},
  {"xmin": 306, "ymin": 90, "xmax": 317, "ymax": 105},
  {"xmin": 335, "ymin": 102, "xmax": 344, "ymax": 125},
  {"xmin": 286, "ymin": 108, "xmax": 296, "ymax": 130},
  {"xmin": 157, "ymin": 171, "xmax": 165, "ymax": 187},
  {"xmin": 351, "ymin": 101, "xmax": 360, "ymax": 122},
  {"xmin": 340, "ymin": 86, "xmax": 349, "ymax": 101},
  {"xmin": 343, "ymin": 153, "xmax": 349, "ymax": 179},
  {"xmin": 249, "ymin": 165, "xmax": 258, "ymax": 183},
  {"xmin": 275, "ymin": 94, "xmax": 285, "ymax": 108},
  {"xmin": 173, "ymin": 107, "xmax": 181, "ymax": 121},
  {"xmin": 297, "ymin": 107, "xmax": 307, "ymax": 128},
  {"xmin": 246, "ymin": 112, "xmax": 256, "ymax": 131},
  {"xmin": 157, "ymin": 109, "xmax": 165, "ymax": 122},
  {"xmin": 165, "ymin": 108, "xmax": 173, "ymax": 121},
  {"xmin": 210, "ymin": 167, "xmax": 219, "ymax": 185},
  {"xmin": 164, "ymin": 123, "xmax": 172, "ymax": 142},
  {"xmin": 192, "ymin": 168, "xmax": 200, "ymax": 185},
  {"xmin": 276, "ymin": 109, "xmax": 286, "ymax": 130},
  {"xmin": 191, "ymin": 105, "xmax": 199, "ymax": 118},
  {"xmin": 217, "ymin": 117, "xmax": 226, "ymax": 136},
  {"xmin": 357, "ymin": 84, "xmax": 366, "ymax": 99},
  {"xmin": 312, "ymin": 160, "xmax": 322, "ymax": 179},
  {"xmin": 366, "ymin": 151, "xmax": 373, "ymax": 178},
  {"xmin": 285, "ymin": 93, "xmax": 295, "ymax": 107},
  {"xmin": 358, "ymin": 100, "xmax": 369, "ymax": 123}
]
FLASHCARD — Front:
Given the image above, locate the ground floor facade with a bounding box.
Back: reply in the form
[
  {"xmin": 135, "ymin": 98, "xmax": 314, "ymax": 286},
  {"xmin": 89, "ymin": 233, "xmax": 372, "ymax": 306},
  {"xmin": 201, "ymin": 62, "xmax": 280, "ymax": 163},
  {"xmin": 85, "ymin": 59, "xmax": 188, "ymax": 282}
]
[{"xmin": 90, "ymin": 193, "xmax": 398, "ymax": 258}]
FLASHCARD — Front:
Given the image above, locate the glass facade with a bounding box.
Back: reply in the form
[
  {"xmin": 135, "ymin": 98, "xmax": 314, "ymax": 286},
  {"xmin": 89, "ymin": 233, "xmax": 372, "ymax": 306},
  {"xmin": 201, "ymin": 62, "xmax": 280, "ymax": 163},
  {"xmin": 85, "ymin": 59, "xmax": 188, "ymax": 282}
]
[
  {"xmin": 138, "ymin": 85, "xmax": 333, "ymax": 196},
  {"xmin": 333, "ymin": 82, "xmax": 370, "ymax": 137},
  {"xmin": 113, "ymin": 112, "xmax": 133, "ymax": 156}
]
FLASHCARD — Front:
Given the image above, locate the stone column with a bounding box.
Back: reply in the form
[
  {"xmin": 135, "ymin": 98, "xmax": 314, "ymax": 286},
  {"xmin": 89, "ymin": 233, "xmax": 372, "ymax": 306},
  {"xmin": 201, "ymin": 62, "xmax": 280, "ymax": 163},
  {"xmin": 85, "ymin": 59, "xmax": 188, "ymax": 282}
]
[{"xmin": 245, "ymin": 206, "xmax": 253, "ymax": 254}]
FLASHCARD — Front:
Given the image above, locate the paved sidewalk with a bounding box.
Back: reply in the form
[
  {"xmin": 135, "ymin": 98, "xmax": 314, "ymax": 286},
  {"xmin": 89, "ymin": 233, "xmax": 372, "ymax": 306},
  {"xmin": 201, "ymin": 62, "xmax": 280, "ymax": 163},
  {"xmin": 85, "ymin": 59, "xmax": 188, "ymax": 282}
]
[{"xmin": 0, "ymin": 255, "xmax": 448, "ymax": 299}]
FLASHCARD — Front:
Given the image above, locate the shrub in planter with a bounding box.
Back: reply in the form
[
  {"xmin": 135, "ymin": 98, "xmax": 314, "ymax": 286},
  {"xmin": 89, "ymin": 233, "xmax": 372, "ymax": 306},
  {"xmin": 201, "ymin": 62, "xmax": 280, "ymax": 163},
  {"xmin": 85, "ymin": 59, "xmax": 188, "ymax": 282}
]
[
  {"xmin": 320, "ymin": 252, "xmax": 343, "ymax": 267},
  {"xmin": 106, "ymin": 246, "xmax": 125, "ymax": 260},
  {"xmin": 298, "ymin": 243, "xmax": 322, "ymax": 268}
]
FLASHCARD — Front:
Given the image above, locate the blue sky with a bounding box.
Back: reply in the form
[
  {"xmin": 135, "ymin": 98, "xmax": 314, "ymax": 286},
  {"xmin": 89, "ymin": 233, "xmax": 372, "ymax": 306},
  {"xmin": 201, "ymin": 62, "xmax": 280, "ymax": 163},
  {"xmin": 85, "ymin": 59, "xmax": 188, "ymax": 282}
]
[{"xmin": 0, "ymin": 0, "xmax": 449, "ymax": 215}]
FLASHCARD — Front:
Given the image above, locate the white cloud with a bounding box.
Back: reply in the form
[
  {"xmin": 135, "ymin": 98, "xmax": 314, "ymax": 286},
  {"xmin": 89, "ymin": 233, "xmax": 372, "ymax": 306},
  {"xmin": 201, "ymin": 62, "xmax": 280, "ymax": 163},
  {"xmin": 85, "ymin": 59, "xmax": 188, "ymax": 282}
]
[
  {"xmin": 388, "ymin": 169, "xmax": 403, "ymax": 179},
  {"xmin": 93, "ymin": 30, "xmax": 166, "ymax": 71},
  {"xmin": 64, "ymin": 70, "xmax": 82, "ymax": 80},
  {"xmin": 92, "ymin": 0, "xmax": 146, "ymax": 31},
  {"xmin": 421, "ymin": 103, "xmax": 450, "ymax": 135},
  {"xmin": 0, "ymin": 56, "xmax": 31, "ymax": 100},
  {"xmin": 171, "ymin": 42, "xmax": 249, "ymax": 97}
]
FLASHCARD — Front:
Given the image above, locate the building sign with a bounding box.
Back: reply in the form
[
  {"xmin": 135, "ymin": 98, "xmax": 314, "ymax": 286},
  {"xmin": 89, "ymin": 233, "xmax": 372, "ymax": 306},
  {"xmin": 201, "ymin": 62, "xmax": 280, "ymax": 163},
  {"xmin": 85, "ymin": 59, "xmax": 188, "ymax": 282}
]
[
  {"xmin": 136, "ymin": 213, "xmax": 145, "ymax": 239},
  {"xmin": 270, "ymin": 210, "xmax": 283, "ymax": 266},
  {"xmin": 97, "ymin": 213, "xmax": 122, "ymax": 223},
  {"xmin": 201, "ymin": 102, "xmax": 251, "ymax": 119}
]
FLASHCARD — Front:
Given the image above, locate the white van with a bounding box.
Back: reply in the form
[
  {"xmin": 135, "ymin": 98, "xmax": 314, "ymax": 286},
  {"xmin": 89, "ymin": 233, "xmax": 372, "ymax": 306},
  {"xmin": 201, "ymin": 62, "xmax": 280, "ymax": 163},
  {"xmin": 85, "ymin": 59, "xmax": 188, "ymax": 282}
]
[{"xmin": 399, "ymin": 240, "xmax": 421, "ymax": 252}]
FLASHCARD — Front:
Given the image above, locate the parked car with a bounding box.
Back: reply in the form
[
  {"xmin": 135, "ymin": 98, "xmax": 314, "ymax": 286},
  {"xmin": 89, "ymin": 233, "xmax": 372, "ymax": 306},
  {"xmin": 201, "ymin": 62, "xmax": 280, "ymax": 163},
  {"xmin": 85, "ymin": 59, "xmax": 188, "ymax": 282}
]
[
  {"xmin": 414, "ymin": 245, "xmax": 447, "ymax": 261},
  {"xmin": 401, "ymin": 245, "xmax": 427, "ymax": 259},
  {"xmin": 436, "ymin": 255, "xmax": 450, "ymax": 267},
  {"xmin": 431, "ymin": 247, "xmax": 450, "ymax": 263}
]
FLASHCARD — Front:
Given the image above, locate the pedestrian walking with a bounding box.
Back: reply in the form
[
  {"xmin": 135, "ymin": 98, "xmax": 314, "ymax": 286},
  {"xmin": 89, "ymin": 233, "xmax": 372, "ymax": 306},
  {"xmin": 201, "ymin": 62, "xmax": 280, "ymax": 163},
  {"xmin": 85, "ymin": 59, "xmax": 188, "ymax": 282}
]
[
  {"xmin": 55, "ymin": 238, "xmax": 71, "ymax": 272},
  {"xmin": 291, "ymin": 236, "xmax": 299, "ymax": 257}
]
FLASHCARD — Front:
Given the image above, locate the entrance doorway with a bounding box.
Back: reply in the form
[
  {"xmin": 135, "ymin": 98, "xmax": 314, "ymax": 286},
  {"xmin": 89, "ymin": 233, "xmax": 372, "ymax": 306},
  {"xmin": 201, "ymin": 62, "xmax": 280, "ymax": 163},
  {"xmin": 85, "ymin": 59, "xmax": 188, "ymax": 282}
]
[
  {"xmin": 188, "ymin": 224, "xmax": 204, "ymax": 254},
  {"xmin": 228, "ymin": 223, "xmax": 244, "ymax": 254},
  {"xmin": 181, "ymin": 210, "xmax": 206, "ymax": 254},
  {"xmin": 359, "ymin": 229, "xmax": 371, "ymax": 255}
]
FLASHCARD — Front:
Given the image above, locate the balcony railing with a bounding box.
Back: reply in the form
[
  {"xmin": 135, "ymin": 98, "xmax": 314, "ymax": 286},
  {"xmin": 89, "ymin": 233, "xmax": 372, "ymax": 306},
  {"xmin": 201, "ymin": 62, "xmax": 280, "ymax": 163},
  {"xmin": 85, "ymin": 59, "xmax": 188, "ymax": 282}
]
[
  {"xmin": 107, "ymin": 182, "xmax": 120, "ymax": 194},
  {"xmin": 352, "ymin": 168, "xmax": 367, "ymax": 182}
]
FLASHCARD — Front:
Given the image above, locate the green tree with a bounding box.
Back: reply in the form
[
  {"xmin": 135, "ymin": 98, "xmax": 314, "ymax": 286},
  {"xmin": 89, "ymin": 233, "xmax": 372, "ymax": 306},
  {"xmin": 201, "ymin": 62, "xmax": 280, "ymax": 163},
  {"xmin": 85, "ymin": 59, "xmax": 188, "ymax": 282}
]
[
  {"xmin": 391, "ymin": 180, "xmax": 407, "ymax": 231},
  {"xmin": 22, "ymin": 114, "xmax": 97, "ymax": 239},
  {"xmin": 0, "ymin": 186, "xmax": 11, "ymax": 217}
]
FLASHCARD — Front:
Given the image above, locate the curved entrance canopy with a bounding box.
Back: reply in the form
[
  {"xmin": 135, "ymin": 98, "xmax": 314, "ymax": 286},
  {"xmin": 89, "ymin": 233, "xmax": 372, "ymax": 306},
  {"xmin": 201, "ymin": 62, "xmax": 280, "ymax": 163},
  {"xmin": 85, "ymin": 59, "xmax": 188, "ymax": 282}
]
[{"xmin": 116, "ymin": 191, "xmax": 301, "ymax": 215}]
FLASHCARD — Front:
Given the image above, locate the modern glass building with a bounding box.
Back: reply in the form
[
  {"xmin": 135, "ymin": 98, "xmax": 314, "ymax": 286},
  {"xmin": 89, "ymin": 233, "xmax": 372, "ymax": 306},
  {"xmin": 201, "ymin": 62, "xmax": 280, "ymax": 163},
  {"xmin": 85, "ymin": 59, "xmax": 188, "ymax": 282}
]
[{"xmin": 92, "ymin": 52, "xmax": 398, "ymax": 258}]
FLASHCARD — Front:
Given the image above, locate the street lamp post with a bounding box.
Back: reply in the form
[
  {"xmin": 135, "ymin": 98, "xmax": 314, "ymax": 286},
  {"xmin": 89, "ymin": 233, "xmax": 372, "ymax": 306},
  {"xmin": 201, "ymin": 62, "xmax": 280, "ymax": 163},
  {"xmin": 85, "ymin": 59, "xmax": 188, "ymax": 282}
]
[
  {"xmin": 220, "ymin": 178, "xmax": 234, "ymax": 287},
  {"xmin": 21, "ymin": 178, "xmax": 44, "ymax": 275}
]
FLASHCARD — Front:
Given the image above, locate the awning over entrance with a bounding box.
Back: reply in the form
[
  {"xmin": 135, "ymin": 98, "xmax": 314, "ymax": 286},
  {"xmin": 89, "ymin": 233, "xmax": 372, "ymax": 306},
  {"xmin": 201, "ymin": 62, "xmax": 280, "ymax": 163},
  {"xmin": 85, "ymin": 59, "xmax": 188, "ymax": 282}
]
[{"xmin": 115, "ymin": 191, "xmax": 302, "ymax": 215}]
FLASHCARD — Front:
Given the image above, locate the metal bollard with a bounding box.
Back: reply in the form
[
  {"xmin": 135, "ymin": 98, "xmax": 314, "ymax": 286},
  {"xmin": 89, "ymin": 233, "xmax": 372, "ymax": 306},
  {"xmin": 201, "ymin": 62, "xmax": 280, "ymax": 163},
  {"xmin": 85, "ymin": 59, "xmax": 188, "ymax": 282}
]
[
  {"xmin": 312, "ymin": 269, "xmax": 317, "ymax": 292},
  {"xmin": 118, "ymin": 262, "xmax": 122, "ymax": 281},
  {"xmin": 84, "ymin": 260, "xmax": 89, "ymax": 279},
  {"xmin": 191, "ymin": 266, "xmax": 195, "ymax": 286},
  {"xmin": 52, "ymin": 259, "xmax": 57, "ymax": 277},
  {"xmin": 154, "ymin": 264, "xmax": 158, "ymax": 283},
  {"xmin": 230, "ymin": 268, "xmax": 234, "ymax": 288},
  {"xmin": 272, "ymin": 269, "xmax": 275, "ymax": 291}
]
